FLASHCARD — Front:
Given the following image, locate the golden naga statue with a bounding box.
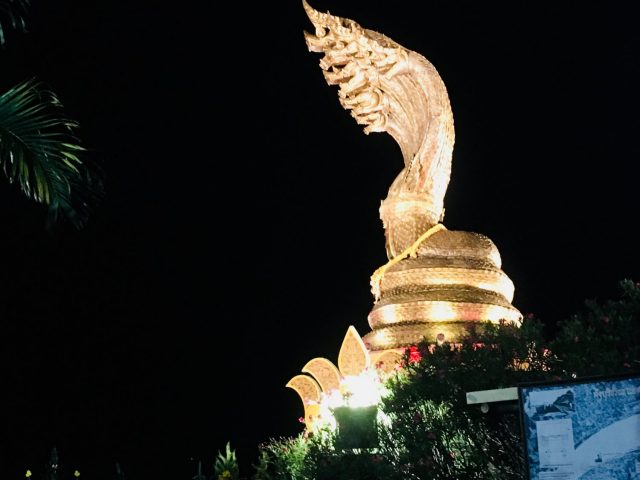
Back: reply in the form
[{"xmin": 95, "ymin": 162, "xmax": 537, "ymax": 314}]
[{"xmin": 302, "ymin": 2, "xmax": 521, "ymax": 353}]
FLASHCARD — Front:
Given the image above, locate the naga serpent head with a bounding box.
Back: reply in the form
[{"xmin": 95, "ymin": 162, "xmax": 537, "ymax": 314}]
[
  {"xmin": 303, "ymin": 0, "xmax": 410, "ymax": 135},
  {"xmin": 303, "ymin": 1, "xmax": 455, "ymax": 257}
]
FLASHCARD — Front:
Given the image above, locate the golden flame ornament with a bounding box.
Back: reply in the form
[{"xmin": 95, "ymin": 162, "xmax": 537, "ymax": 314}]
[
  {"xmin": 286, "ymin": 375, "xmax": 322, "ymax": 426},
  {"xmin": 287, "ymin": 326, "xmax": 386, "ymax": 430},
  {"xmin": 302, "ymin": 358, "xmax": 341, "ymax": 394}
]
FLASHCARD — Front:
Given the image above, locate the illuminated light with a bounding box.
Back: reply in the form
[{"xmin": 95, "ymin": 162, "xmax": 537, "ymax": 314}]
[
  {"xmin": 376, "ymin": 307, "xmax": 398, "ymax": 324},
  {"xmin": 484, "ymin": 305, "xmax": 522, "ymax": 325},
  {"xmin": 429, "ymin": 303, "xmax": 457, "ymax": 322},
  {"xmin": 477, "ymin": 278, "xmax": 515, "ymax": 301},
  {"xmin": 288, "ymin": 326, "xmax": 391, "ymax": 432},
  {"xmin": 372, "ymin": 329, "xmax": 391, "ymax": 344},
  {"xmin": 340, "ymin": 369, "xmax": 384, "ymax": 407},
  {"xmin": 497, "ymin": 276, "xmax": 516, "ymax": 302},
  {"xmin": 311, "ymin": 368, "xmax": 392, "ymax": 435},
  {"xmin": 369, "ymin": 301, "xmax": 522, "ymax": 330},
  {"xmin": 371, "ymin": 302, "xmax": 463, "ymax": 326}
]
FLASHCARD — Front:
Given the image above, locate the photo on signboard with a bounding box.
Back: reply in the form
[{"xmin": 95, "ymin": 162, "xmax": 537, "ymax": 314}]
[{"xmin": 518, "ymin": 372, "xmax": 640, "ymax": 480}]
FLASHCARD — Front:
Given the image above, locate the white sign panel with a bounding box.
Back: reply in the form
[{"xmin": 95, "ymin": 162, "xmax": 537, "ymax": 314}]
[{"xmin": 519, "ymin": 374, "xmax": 640, "ymax": 480}]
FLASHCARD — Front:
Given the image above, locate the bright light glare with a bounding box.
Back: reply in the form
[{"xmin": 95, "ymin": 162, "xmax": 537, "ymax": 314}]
[{"xmin": 310, "ymin": 368, "xmax": 390, "ymax": 433}]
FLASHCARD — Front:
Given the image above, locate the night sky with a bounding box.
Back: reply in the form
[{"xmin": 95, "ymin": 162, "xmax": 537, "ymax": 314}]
[{"xmin": 1, "ymin": 1, "xmax": 639, "ymax": 478}]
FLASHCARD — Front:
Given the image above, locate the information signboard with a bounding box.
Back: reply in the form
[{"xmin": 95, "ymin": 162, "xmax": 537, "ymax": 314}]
[{"xmin": 518, "ymin": 373, "xmax": 640, "ymax": 480}]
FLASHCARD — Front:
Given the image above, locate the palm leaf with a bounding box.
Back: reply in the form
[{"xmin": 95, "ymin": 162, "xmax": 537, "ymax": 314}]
[
  {"xmin": 0, "ymin": 78, "xmax": 103, "ymax": 229},
  {"xmin": 0, "ymin": 0, "xmax": 30, "ymax": 45}
]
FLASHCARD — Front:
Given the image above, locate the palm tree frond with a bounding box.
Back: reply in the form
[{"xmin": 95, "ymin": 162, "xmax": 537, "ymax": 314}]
[
  {"xmin": 0, "ymin": 0, "xmax": 30, "ymax": 46},
  {"xmin": 0, "ymin": 78, "xmax": 103, "ymax": 229}
]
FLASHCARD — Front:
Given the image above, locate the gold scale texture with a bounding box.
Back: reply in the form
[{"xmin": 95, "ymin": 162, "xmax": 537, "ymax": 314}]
[{"xmin": 302, "ymin": 2, "xmax": 522, "ymax": 353}]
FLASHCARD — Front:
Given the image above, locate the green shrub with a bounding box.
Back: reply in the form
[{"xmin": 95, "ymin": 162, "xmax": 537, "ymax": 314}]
[
  {"xmin": 253, "ymin": 435, "xmax": 309, "ymax": 480},
  {"xmin": 259, "ymin": 280, "xmax": 640, "ymax": 478},
  {"xmin": 214, "ymin": 442, "xmax": 240, "ymax": 480}
]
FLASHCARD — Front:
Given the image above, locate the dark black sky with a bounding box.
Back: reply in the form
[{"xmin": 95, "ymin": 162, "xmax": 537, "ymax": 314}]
[{"xmin": 1, "ymin": 1, "xmax": 639, "ymax": 478}]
